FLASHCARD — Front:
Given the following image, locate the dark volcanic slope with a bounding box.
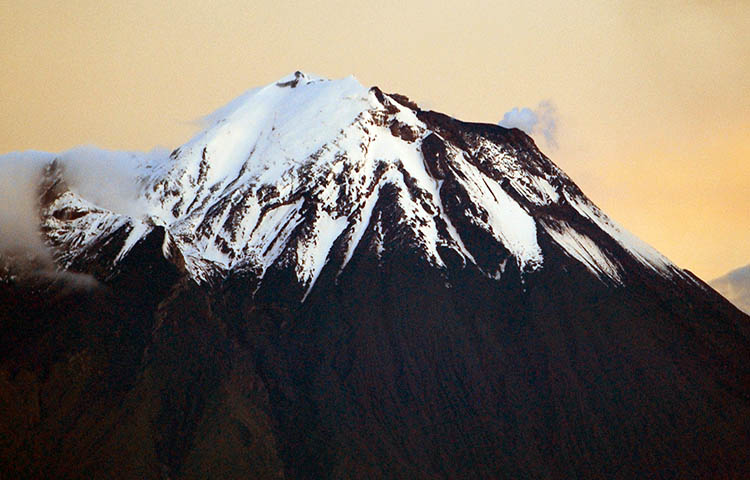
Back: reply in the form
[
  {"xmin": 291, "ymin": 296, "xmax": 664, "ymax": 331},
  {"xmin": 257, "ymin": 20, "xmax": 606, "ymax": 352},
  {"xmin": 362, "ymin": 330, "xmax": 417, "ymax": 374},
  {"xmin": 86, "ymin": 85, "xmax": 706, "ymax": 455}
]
[{"xmin": 1, "ymin": 73, "xmax": 749, "ymax": 479}]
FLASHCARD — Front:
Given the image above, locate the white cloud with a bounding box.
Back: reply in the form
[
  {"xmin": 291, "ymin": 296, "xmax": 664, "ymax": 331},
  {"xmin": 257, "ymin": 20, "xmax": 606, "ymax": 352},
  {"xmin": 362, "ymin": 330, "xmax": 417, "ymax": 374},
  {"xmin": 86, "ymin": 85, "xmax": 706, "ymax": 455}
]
[{"xmin": 499, "ymin": 100, "xmax": 559, "ymax": 150}]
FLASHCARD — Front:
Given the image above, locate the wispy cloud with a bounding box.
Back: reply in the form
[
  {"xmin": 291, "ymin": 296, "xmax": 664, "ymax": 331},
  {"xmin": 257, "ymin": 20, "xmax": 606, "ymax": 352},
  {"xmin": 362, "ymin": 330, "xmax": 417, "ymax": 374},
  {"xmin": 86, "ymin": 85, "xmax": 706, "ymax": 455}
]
[{"xmin": 499, "ymin": 101, "xmax": 559, "ymax": 150}]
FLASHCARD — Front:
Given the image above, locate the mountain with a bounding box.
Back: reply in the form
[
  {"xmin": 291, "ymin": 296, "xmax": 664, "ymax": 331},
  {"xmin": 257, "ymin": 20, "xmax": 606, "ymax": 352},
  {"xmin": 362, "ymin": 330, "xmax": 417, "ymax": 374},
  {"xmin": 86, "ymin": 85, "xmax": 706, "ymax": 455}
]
[
  {"xmin": 712, "ymin": 265, "xmax": 750, "ymax": 315},
  {"xmin": 1, "ymin": 72, "xmax": 749, "ymax": 479}
]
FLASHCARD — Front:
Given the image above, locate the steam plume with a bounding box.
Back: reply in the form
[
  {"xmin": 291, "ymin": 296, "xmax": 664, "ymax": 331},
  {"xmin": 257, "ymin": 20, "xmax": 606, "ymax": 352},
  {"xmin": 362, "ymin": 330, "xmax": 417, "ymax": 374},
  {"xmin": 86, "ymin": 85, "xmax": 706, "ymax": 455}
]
[{"xmin": 499, "ymin": 100, "xmax": 559, "ymax": 150}]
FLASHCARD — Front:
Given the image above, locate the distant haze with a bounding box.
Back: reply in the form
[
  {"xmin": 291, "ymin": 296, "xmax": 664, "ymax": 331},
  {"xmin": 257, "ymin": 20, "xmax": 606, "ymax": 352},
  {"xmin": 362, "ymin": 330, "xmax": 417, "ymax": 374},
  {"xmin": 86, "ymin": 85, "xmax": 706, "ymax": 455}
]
[
  {"xmin": 711, "ymin": 265, "xmax": 750, "ymax": 315},
  {"xmin": 1, "ymin": 1, "xmax": 748, "ymax": 280}
]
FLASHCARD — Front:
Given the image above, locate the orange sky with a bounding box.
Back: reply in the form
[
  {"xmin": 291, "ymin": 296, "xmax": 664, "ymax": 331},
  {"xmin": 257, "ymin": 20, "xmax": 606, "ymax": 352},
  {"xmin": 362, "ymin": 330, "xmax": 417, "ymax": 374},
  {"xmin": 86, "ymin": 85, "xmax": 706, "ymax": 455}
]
[{"xmin": 1, "ymin": 0, "xmax": 747, "ymax": 280}]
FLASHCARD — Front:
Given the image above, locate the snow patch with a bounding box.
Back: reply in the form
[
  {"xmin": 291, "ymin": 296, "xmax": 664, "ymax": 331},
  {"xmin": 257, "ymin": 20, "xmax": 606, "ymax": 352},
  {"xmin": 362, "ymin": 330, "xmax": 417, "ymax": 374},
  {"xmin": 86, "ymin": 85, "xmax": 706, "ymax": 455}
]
[
  {"xmin": 448, "ymin": 148, "xmax": 543, "ymax": 271},
  {"xmin": 543, "ymin": 221, "xmax": 622, "ymax": 283},
  {"xmin": 566, "ymin": 192, "xmax": 677, "ymax": 277},
  {"xmin": 115, "ymin": 221, "xmax": 152, "ymax": 263},
  {"xmin": 298, "ymin": 211, "xmax": 349, "ymax": 301}
]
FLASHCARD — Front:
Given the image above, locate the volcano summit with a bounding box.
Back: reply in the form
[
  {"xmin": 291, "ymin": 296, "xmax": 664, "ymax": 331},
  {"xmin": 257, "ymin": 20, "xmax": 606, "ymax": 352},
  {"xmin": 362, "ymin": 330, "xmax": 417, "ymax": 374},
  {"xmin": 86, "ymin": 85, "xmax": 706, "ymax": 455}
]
[{"xmin": 1, "ymin": 72, "xmax": 748, "ymax": 479}]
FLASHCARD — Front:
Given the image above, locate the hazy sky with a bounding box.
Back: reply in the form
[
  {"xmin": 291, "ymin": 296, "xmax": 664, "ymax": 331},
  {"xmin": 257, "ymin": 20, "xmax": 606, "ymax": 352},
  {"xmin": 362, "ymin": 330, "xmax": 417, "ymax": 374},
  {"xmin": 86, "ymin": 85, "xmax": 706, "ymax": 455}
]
[{"xmin": 1, "ymin": 0, "xmax": 747, "ymax": 280}]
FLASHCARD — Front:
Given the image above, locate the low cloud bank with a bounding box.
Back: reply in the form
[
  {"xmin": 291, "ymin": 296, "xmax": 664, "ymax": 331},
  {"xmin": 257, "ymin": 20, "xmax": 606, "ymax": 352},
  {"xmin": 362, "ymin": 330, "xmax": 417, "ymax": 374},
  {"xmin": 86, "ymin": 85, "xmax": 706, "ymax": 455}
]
[
  {"xmin": 0, "ymin": 146, "xmax": 166, "ymax": 284},
  {"xmin": 0, "ymin": 151, "xmax": 54, "ymax": 260}
]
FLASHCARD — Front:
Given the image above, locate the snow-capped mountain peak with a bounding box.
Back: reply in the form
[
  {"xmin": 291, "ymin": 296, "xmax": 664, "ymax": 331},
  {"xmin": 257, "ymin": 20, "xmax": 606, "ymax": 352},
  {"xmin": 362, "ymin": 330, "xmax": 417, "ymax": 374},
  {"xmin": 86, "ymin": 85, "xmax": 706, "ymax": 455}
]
[
  {"xmin": 23, "ymin": 73, "xmax": 686, "ymax": 298},
  {"xmin": 5, "ymin": 73, "xmax": 748, "ymax": 480}
]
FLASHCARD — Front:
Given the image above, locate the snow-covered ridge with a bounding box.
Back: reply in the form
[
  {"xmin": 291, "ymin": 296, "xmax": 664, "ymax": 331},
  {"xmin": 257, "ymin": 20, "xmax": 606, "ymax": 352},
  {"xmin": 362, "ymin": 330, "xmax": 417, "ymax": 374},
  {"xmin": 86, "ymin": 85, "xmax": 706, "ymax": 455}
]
[{"xmin": 1, "ymin": 71, "xmax": 685, "ymax": 296}]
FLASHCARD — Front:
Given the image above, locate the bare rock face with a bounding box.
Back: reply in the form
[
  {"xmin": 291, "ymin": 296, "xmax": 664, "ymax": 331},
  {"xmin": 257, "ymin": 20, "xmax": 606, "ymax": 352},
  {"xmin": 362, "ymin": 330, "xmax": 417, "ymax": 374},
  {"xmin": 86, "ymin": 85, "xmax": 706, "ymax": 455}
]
[{"xmin": 1, "ymin": 73, "xmax": 749, "ymax": 479}]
